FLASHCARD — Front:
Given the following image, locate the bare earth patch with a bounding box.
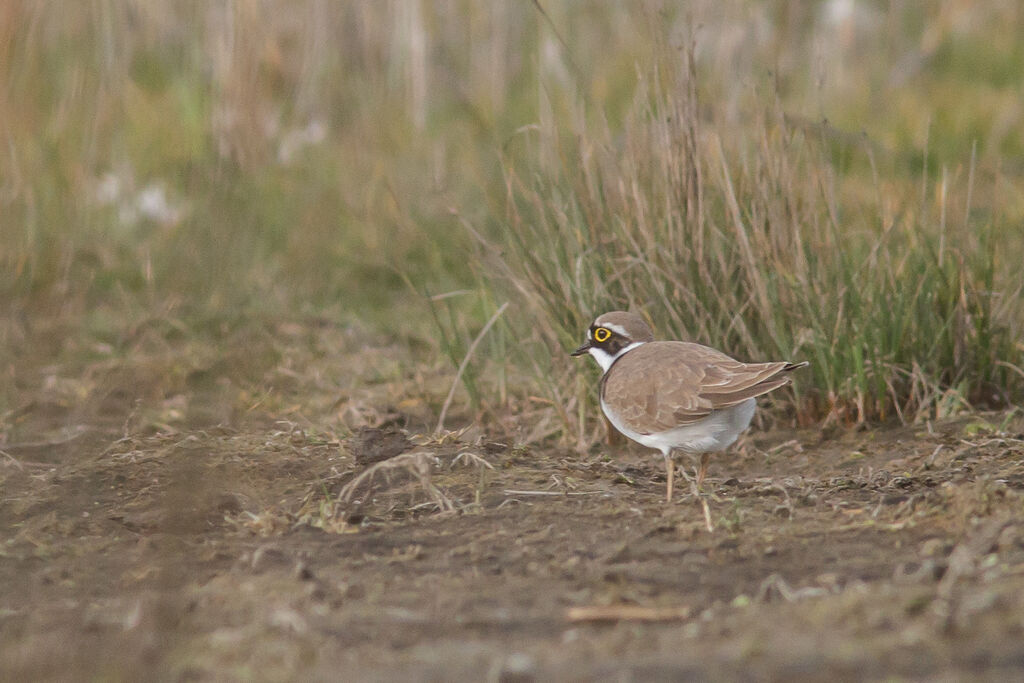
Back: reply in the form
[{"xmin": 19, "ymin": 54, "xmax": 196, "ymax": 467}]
[{"xmin": 2, "ymin": 323, "xmax": 1024, "ymax": 681}]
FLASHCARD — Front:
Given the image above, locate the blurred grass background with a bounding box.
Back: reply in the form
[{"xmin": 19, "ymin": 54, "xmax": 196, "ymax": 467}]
[{"xmin": 2, "ymin": 1, "xmax": 1022, "ymax": 442}]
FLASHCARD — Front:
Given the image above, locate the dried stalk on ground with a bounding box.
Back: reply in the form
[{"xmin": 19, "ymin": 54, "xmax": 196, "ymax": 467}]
[{"xmin": 338, "ymin": 451, "xmax": 455, "ymax": 512}]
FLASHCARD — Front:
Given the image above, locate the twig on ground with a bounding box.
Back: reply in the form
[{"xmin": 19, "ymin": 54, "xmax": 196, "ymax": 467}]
[
  {"xmin": 566, "ymin": 605, "xmax": 692, "ymax": 623},
  {"xmin": 502, "ymin": 489, "xmax": 607, "ymax": 497},
  {"xmin": 1, "ymin": 449, "xmax": 24, "ymax": 470},
  {"xmin": 2, "ymin": 426, "xmax": 91, "ymax": 454},
  {"xmin": 451, "ymin": 450, "xmax": 494, "ymax": 470},
  {"xmin": 452, "ymin": 449, "xmax": 494, "ymax": 506},
  {"xmin": 338, "ymin": 451, "xmax": 455, "ymax": 512},
  {"xmin": 756, "ymin": 573, "xmax": 828, "ymax": 602},
  {"xmin": 767, "ymin": 439, "xmax": 803, "ymax": 454}
]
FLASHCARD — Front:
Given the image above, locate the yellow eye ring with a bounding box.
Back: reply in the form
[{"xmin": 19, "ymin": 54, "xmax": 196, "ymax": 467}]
[{"xmin": 593, "ymin": 327, "xmax": 611, "ymax": 343}]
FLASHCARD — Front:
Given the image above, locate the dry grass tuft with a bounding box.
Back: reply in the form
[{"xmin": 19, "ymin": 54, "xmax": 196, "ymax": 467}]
[
  {"xmin": 338, "ymin": 451, "xmax": 455, "ymax": 513},
  {"xmin": 464, "ymin": 24, "xmax": 1024, "ymax": 442}
]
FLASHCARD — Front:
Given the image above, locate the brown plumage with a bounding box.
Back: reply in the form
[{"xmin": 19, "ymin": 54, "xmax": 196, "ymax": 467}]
[{"xmin": 600, "ymin": 342, "xmax": 804, "ymax": 436}]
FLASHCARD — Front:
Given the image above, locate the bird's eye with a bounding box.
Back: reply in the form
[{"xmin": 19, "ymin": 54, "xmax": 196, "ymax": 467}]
[{"xmin": 593, "ymin": 327, "xmax": 611, "ymax": 343}]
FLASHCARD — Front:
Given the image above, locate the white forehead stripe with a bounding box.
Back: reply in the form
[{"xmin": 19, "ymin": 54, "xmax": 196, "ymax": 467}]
[{"xmin": 600, "ymin": 322, "xmax": 630, "ymax": 337}]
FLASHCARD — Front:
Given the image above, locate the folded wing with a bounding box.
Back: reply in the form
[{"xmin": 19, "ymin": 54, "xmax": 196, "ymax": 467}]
[{"xmin": 601, "ymin": 342, "xmax": 806, "ymax": 435}]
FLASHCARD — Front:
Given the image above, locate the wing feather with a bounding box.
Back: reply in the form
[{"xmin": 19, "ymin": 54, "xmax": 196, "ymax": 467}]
[{"xmin": 601, "ymin": 342, "xmax": 804, "ymax": 435}]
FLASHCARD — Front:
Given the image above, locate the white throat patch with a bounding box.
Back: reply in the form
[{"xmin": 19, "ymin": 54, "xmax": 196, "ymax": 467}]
[{"xmin": 588, "ymin": 341, "xmax": 645, "ymax": 373}]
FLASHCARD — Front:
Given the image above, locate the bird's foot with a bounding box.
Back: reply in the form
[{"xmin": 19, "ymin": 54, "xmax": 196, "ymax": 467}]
[{"xmin": 680, "ymin": 471, "xmax": 715, "ymax": 532}]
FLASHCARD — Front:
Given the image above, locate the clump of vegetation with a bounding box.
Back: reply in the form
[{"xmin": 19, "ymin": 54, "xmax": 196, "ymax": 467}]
[
  {"xmin": 1, "ymin": 3, "xmax": 1022, "ymax": 441},
  {"xmin": 473, "ymin": 38, "xmax": 1023, "ymax": 440}
]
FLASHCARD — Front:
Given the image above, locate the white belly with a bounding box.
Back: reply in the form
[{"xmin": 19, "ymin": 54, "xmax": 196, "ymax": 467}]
[{"xmin": 601, "ymin": 397, "xmax": 757, "ymax": 457}]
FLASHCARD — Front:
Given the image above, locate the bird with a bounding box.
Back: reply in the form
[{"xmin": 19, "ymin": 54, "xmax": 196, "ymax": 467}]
[{"xmin": 571, "ymin": 311, "xmax": 807, "ymax": 503}]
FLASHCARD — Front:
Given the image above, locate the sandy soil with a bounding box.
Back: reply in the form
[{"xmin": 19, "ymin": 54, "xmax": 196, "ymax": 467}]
[{"xmin": 3, "ymin": 321, "xmax": 1024, "ymax": 681}]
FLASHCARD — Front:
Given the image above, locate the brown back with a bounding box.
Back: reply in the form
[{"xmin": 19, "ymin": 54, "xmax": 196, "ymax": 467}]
[{"xmin": 600, "ymin": 341, "xmax": 803, "ymax": 434}]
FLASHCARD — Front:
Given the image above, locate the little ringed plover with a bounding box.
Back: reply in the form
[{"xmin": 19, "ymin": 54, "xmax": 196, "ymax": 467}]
[{"xmin": 571, "ymin": 311, "xmax": 807, "ymax": 502}]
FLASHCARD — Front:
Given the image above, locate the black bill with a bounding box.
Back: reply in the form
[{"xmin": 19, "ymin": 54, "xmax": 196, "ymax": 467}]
[{"xmin": 570, "ymin": 341, "xmax": 591, "ymax": 357}]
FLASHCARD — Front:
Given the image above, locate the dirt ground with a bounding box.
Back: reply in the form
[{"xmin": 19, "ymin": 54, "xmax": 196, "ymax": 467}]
[{"xmin": 3, "ymin": 320, "xmax": 1024, "ymax": 681}]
